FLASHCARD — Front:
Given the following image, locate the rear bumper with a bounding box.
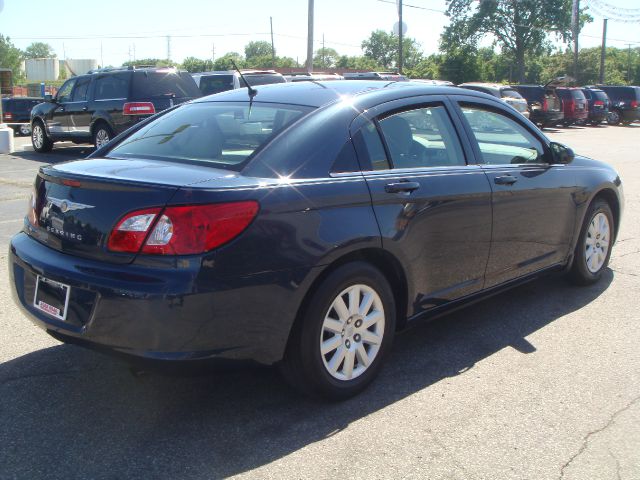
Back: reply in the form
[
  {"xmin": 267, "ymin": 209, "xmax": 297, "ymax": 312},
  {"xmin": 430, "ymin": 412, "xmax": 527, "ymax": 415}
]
[
  {"xmin": 588, "ymin": 110, "xmax": 608, "ymax": 122},
  {"xmin": 9, "ymin": 232, "xmax": 315, "ymax": 365},
  {"xmin": 530, "ymin": 110, "xmax": 563, "ymax": 126}
]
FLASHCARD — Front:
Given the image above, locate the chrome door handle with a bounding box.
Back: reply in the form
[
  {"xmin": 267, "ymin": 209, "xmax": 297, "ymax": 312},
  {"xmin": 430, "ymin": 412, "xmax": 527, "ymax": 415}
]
[
  {"xmin": 385, "ymin": 181, "xmax": 420, "ymax": 193},
  {"xmin": 494, "ymin": 175, "xmax": 518, "ymax": 186}
]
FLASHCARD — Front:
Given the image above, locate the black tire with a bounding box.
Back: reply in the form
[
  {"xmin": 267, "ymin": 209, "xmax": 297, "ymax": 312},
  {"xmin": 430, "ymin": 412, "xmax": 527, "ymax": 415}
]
[
  {"xmin": 92, "ymin": 123, "xmax": 113, "ymax": 149},
  {"xmin": 607, "ymin": 109, "xmax": 622, "ymax": 126},
  {"xmin": 280, "ymin": 261, "xmax": 396, "ymax": 400},
  {"xmin": 31, "ymin": 120, "xmax": 53, "ymax": 153},
  {"xmin": 568, "ymin": 199, "xmax": 614, "ymax": 286}
]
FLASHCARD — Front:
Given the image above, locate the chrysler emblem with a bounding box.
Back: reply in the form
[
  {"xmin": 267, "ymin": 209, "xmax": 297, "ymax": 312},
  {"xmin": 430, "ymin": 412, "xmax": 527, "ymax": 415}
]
[{"xmin": 47, "ymin": 197, "xmax": 95, "ymax": 213}]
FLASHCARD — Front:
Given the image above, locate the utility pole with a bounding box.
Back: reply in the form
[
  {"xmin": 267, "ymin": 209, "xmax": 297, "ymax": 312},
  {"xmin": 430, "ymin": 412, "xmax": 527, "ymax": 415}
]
[
  {"xmin": 306, "ymin": 0, "xmax": 314, "ymax": 73},
  {"xmin": 398, "ymin": 0, "xmax": 403, "ymax": 74},
  {"xmin": 212, "ymin": 43, "xmax": 215, "ymax": 63},
  {"xmin": 133, "ymin": 44, "xmax": 136, "ymax": 62},
  {"xmin": 166, "ymin": 35, "xmax": 171, "ymax": 62},
  {"xmin": 626, "ymin": 44, "xmax": 633, "ymax": 84},
  {"xmin": 599, "ymin": 18, "xmax": 607, "ymax": 84},
  {"xmin": 100, "ymin": 42, "xmax": 104, "ymax": 68},
  {"xmin": 322, "ymin": 34, "xmax": 325, "ymax": 68},
  {"xmin": 571, "ymin": 0, "xmax": 580, "ymax": 81},
  {"xmin": 270, "ymin": 17, "xmax": 276, "ymax": 69}
]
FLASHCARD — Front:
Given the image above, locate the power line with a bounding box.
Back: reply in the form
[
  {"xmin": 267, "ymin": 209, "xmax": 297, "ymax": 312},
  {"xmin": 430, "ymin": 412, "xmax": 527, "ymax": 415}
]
[{"xmin": 377, "ymin": 0, "xmax": 446, "ymax": 14}]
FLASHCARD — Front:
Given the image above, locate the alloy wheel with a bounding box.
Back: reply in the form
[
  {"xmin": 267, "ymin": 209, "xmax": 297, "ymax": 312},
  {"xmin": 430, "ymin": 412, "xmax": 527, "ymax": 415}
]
[
  {"xmin": 585, "ymin": 212, "xmax": 610, "ymax": 273},
  {"xmin": 20, "ymin": 124, "xmax": 31, "ymax": 136},
  {"xmin": 95, "ymin": 129, "xmax": 110, "ymax": 148},
  {"xmin": 32, "ymin": 125, "xmax": 43, "ymax": 149},
  {"xmin": 320, "ymin": 284, "xmax": 385, "ymax": 381}
]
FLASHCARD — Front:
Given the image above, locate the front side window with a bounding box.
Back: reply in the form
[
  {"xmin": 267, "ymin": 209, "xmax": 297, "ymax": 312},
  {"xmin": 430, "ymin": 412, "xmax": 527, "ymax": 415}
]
[
  {"xmin": 94, "ymin": 74, "xmax": 130, "ymax": 100},
  {"xmin": 72, "ymin": 76, "xmax": 91, "ymax": 102},
  {"xmin": 378, "ymin": 105, "xmax": 465, "ymax": 168},
  {"xmin": 107, "ymin": 102, "xmax": 313, "ymax": 170},
  {"xmin": 56, "ymin": 79, "xmax": 77, "ymax": 103},
  {"xmin": 460, "ymin": 104, "xmax": 545, "ymax": 165}
]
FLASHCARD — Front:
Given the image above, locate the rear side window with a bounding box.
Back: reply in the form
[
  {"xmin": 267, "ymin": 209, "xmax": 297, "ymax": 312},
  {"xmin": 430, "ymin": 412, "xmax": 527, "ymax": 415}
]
[
  {"xmin": 378, "ymin": 105, "xmax": 465, "ymax": 168},
  {"xmin": 571, "ymin": 90, "xmax": 586, "ymax": 100},
  {"xmin": 198, "ymin": 75, "xmax": 234, "ymax": 95},
  {"xmin": 131, "ymin": 71, "xmax": 201, "ymax": 99},
  {"xmin": 94, "ymin": 73, "xmax": 130, "ymax": 100},
  {"xmin": 107, "ymin": 102, "xmax": 313, "ymax": 170},
  {"xmin": 353, "ymin": 121, "xmax": 390, "ymax": 171},
  {"xmin": 514, "ymin": 87, "xmax": 542, "ymax": 101},
  {"xmin": 460, "ymin": 104, "xmax": 545, "ymax": 165}
]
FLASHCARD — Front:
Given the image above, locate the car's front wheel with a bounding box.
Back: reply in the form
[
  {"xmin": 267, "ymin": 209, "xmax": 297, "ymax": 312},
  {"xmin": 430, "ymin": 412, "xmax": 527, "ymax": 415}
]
[
  {"xmin": 280, "ymin": 262, "xmax": 396, "ymax": 400},
  {"xmin": 31, "ymin": 120, "xmax": 53, "ymax": 153},
  {"xmin": 569, "ymin": 199, "xmax": 614, "ymax": 285}
]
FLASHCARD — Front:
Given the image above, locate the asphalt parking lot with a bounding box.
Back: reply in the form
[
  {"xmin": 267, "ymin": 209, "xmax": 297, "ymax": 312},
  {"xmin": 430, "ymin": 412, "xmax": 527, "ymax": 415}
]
[{"xmin": 1, "ymin": 126, "xmax": 639, "ymax": 479}]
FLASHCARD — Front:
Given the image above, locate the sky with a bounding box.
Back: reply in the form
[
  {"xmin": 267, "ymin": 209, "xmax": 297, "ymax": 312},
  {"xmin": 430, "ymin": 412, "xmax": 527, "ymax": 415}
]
[{"xmin": 1, "ymin": 0, "xmax": 638, "ymax": 68}]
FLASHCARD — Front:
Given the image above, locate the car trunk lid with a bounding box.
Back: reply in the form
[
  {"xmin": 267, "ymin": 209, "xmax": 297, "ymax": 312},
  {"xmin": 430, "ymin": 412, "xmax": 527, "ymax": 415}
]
[{"xmin": 27, "ymin": 158, "xmax": 240, "ymax": 264}]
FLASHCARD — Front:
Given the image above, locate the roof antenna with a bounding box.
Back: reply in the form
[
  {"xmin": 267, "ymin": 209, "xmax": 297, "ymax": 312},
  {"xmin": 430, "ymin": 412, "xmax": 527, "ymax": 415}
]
[{"xmin": 230, "ymin": 59, "xmax": 257, "ymax": 117}]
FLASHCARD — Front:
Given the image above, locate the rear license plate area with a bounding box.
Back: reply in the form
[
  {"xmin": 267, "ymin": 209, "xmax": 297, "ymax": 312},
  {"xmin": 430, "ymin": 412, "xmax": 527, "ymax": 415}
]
[{"xmin": 33, "ymin": 275, "xmax": 70, "ymax": 321}]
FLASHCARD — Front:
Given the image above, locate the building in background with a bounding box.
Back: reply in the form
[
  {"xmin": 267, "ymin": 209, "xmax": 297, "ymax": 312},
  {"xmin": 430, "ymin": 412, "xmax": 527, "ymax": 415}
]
[
  {"xmin": 25, "ymin": 58, "xmax": 59, "ymax": 82},
  {"xmin": 63, "ymin": 59, "xmax": 98, "ymax": 76}
]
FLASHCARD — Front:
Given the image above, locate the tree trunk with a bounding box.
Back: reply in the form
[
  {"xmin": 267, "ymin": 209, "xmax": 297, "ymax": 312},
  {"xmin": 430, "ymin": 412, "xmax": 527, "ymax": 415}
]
[{"xmin": 515, "ymin": 47, "xmax": 526, "ymax": 83}]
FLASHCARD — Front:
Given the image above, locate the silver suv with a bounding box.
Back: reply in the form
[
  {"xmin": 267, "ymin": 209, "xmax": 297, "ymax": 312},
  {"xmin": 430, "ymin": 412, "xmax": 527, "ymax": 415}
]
[
  {"xmin": 192, "ymin": 70, "xmax": 286, "ymax": 96},
  {"xmin": 458, "ymin": 83, "xmax": 530, "ymax": 119}
]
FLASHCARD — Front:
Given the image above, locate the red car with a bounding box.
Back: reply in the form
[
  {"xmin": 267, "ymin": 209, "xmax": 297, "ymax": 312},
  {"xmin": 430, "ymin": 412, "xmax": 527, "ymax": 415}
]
[{"xmin": 556, "ymin": 87, "xmax": 589, "ymax": 126}]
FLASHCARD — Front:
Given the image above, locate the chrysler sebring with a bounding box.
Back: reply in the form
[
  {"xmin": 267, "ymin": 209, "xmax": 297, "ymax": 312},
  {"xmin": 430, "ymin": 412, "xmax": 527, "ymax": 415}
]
[{"xmin": 9, "ymin": 81, "xmax": 623, "ymax": 399}]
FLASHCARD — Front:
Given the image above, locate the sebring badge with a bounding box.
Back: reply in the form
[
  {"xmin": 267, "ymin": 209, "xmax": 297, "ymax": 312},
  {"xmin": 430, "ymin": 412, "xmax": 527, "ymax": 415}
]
[{"xmin": 47, "ymin": 197, "xmax": 95, "ymax": 213}]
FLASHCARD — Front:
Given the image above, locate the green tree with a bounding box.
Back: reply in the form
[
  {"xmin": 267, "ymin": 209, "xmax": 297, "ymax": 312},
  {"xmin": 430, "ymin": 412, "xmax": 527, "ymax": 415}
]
[
  {"xmin": 244, "ymin": 41, "xmax": 273, "ymax": 62},
  {"xmin": 443, "ymin": 0, "xmax": 587, "ymax": 83},
  {"xmin": 24, "ymin": 42, "xmax": 56, "ymax": 59},
  {"xmin": 437, "ymin": 45, "xmax": 481, "ymax": 84},
  {"xmin": 361, "ymin": 30, "xmax": 423, "ymax": 70},
  {"xmin": 313, "ymin": 47, "xmax": 339, "ymax": 69},
  {"xmin": 405, "ymin": 55, "xmax": 440, "ymax": 79},
  {"xmin": 213, "ymin": 52, "xmax": 244, "ymax": 71},
  {"xmin": 335, "ymin": 55, "xmax": 381, "ymax": 70},
  {"xmin": 122, "ymin": 58, "xmax": 176, "ymax": 68},
  {"xmin": 182, "ymin": 56, "xmax": 214, "ymax": 73},
  {"xmin": 0, "ymin": 35, "xmax": 25, "ymax": 82},
  {"xmin": 58, "ymin": 64, "xmax": 67, "ymax": 80}
]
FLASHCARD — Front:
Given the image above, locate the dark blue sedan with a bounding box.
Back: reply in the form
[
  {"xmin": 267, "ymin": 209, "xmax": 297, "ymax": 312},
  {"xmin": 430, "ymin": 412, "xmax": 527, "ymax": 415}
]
[{"xmin": 9, "ymin": 81, "xmax": 623, "ymax": 399}]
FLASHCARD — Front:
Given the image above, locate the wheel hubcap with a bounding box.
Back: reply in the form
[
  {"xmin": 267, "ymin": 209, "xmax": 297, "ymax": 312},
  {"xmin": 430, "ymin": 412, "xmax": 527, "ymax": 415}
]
[
  {"xmin": 320, "ymin": 284, "xmax": 385, "ymax": 381},
  {"xmin": 585, "ymin": 212, "xmax": 610, "ymax": 273},
  {"xmin": 32, "ymin": 125, "xmax": 43, "ymax": 149},
  {"xmin": 96, "ymin": 129, "xmax": 110, "ymax": 148}
]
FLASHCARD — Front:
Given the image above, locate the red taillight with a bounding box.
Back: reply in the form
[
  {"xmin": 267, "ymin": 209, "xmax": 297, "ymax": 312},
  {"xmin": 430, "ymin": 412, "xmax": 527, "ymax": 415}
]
[
  {"xmin": 123, "ymin": 102, "xmax": 156, "ymax": 116},
  {"xmin": 631, "ymin": 100, "xmax": 638, "ymax": 109},
  {"xmin": 566, "ymin": 99, "xmax": 575, "ymax": 114},
  {"xmin": 542, "ymin": 98, "xmax": 548, "ymax": 111},
  {"xmin": 107, "ymin": 202, "xmax": 259, "ymax": 255},
  {"xmin": 594, "ymin": 100, "xmax": 604, "ymax": 107},
  {"xmin": 4, "ymin": 112, "xmax": 13, "ymax": 121}
]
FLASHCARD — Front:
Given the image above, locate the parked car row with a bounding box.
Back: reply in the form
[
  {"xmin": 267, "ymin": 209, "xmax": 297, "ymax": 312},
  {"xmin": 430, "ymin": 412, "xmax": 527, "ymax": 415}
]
[{"xmin": 4, "ymin": 67, "xmax": 637, "ymax": 153}]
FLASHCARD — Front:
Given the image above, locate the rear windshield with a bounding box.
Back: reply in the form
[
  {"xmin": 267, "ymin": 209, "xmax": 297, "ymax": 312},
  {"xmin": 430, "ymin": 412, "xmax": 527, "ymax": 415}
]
[
  {"xmin": 514, "ymin": 86, "xmax": 543, "ymax": 100},
  {"xmin": 570, "ymin": 90, "xmax": 586, "ymax": 100},
  {"xmin": 500, "ymin": 88, "xmax": 523, "ymax": 99},
  {"xmin": 239, "ymin": 74, "xmax": 286, "ymax": 87},
  {"xmin": 592, "ymin": 91, "xmax": 609, "ymax": 101},
  {"xmin": 106, "ymin": 102, "xmax": 314, "ymax": 170},
  {"xmin": 131, "ymin": 71, "xmax": 201, "ymax": 99},
  {"xmin": 198, "ymin": 75, "xmax": 234, "ymax": 96},
  {"xmin": 600, "ymin": 86, "xmax": 640, "ymax": 100}
]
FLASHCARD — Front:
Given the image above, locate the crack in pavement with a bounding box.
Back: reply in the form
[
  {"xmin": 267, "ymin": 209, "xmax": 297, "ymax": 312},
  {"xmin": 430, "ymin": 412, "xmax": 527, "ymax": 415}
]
[
  {"xmin": 614, "ymin": 249, "xmax": 640, "ymax": 259},
  {"xmin": 559, "ymin": 395, "xmax": 640, "ymax": 479},
  {"xmin": 611, "ymin": 269, "xmax": 640, "ymax": 278}
]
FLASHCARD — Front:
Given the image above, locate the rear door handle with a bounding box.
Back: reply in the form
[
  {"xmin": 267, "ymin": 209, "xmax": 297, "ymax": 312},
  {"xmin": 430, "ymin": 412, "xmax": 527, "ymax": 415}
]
[
  {"xmin": 385, "ymin": 181, "xmax": 420, "ymax": 193},
  {"xmin": 494, "ymin": 175, "xmax": 518, "ymax": 186}
]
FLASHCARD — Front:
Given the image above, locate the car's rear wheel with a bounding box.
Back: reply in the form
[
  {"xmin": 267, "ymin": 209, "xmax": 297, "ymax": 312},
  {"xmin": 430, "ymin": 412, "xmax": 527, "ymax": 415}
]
[
  {"xmin": 31, "ymin": 120, "xmax": 53, "ymax": 153},
  {"xmin": 568, "ymin": 199, "xmax": 614, "ymax": 285},
  {"xmin": 607, "ymin": 109, "xmax": 621, "ymax": 125},
  {"xmin": 93, "ymin": 124, "xmax": 113, "ymax": 149},
  {"xmin": 280, "ymin": 262, "xmax": 396, "ymax": 400}
]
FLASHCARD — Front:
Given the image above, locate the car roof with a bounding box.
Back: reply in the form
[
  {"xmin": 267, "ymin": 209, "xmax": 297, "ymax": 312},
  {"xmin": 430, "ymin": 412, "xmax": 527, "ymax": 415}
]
[
  {"xmin": 459, "ymin": 82, "xmax": 513, "ymax": 90},
  {"xmin": 193, "ymin": 80, "xmax": 486, "ymax": 108}
]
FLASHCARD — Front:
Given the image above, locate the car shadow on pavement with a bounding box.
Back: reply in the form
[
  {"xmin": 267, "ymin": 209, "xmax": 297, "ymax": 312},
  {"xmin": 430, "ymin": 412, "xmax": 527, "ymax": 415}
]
[
  {"xmin": 10, "ymin": 146, "xmax": 93, "ymax": 164},
  {"xmin": 0, "ymin": 270, "xmax": 613, "ymax": 479}
]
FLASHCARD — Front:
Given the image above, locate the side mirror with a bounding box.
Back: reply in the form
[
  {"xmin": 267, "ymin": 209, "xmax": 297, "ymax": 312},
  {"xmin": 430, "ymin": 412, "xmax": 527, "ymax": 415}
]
[
  {"xmin": 550, "ymin": 142, "xmax": 575, "ymax": 164},
  {"xmin": 44, "ymin": 94, "xmax": 54, "ymax": 102}
]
